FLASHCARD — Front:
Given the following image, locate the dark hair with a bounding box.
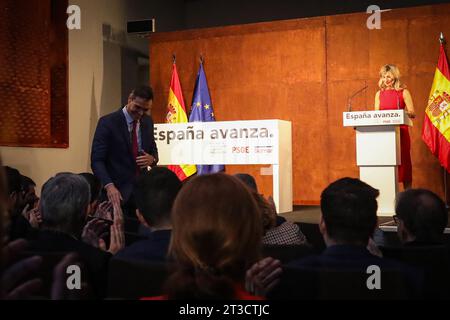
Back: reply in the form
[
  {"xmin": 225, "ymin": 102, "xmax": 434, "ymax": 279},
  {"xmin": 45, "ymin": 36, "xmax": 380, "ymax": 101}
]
[
  {"xmin": 78, "ymin": 173, "xmax": 102, "ymax": 204},
  {"xmin": 321, "ymin": 177, "xmax": 379, "ymax": 244},
  {"xmin": 234, "ymin": 173, "xmax": 258, "ymax": 192},
  {"xmin": 396, "ymin": 189, "xmax": 448, "ymax": 243},
  {"xmin": 134, "ymin": 167, "xmax": 181, "ymax": 227},
  {"xmin": 4, "ymin": 166, "xmax": 22, "ymax": 195},
  {"xmin": 40, "ymin": 173, "xmax": 90, "ymax": 236},
  {"xmin": 131, "ymin": 86, "xmax": 153, "ymax": 101},
  {"xmin": 20, "ymin": 175, "xmax": 36, "ymax": 190},
  {"xmin": 166, "ymin": 173, "xmax": 262, "ymax": 299}
]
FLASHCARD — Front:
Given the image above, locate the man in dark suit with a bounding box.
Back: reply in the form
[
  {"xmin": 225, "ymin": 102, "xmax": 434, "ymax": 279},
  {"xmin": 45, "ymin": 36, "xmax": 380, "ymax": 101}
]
[
  {"xmin": 91, "ymin": 86, "xmax": 159, "ymax": 211},
  {"xmin": 274, "ymin": 178, "xmax": 422, "ymax": 299}
]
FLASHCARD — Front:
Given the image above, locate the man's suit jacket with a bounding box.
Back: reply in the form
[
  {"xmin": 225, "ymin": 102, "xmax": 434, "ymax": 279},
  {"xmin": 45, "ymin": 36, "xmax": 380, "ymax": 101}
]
[
  {"xmin": 28, "ymin": 230, "xmax": 112, "ymax": 299},
  {"xmin": 91, "ymin": 109, "xmax": 158, "ymax": 202}
]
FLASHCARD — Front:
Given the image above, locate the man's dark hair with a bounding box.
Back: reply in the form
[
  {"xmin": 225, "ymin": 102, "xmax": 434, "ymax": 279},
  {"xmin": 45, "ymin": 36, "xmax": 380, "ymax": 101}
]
[
  {"xmin": 135, "ymin": 167, "xmax": 181, "ymax": 227},
  {"xmin": 20, "ymin": 175, "xmax": 36, "ymax": 190},
  {"xmin": 234, "ymin": 173, "xmax": 258, "ymax": 192},
  {"xmin": 396, "ymin": 188, "xmax": 448, "ymax": 243},
  {"xmin": 4, "ymin": 166, "xmax": 22, "ymax": 195},
  {"xmin": 40, "ymin": 173, "xmax": 90, "ymax": 236},
  {"xmin": 79, "ymin": 173, "xmax": 102, "ymax": 204},
  {"xmin": 321, "ymin": 177, "xmax": 379, "ymax": 244},
  {"xmin": 131, "ymin": 86, "xmax": 153, "ymax": 101}
]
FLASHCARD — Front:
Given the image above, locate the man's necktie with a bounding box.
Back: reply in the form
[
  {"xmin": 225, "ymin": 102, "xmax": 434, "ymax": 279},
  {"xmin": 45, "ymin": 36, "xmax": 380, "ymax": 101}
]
[{"xmin": 131, "ymin": 121, "xmax": 139, "ymax": 173}]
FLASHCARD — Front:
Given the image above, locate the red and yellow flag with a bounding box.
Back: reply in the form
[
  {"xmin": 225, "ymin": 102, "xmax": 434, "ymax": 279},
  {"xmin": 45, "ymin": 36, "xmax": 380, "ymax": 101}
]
[
  {"xmin": 423, "ymin": 43, "xmax": 450, "ymax": 172},
  {"xmin": 166, "ymin": 63, "xmax": 197, "ymax": 181}
]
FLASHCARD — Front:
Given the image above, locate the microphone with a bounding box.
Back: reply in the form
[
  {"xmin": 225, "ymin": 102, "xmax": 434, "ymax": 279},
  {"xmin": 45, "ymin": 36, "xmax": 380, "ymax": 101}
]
[{"xmin": 347, "ymin": 85, "xmax": 368, "ymax": 112}]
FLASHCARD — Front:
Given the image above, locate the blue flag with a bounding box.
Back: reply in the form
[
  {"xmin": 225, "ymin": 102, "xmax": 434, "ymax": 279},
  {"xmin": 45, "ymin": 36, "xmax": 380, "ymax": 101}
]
[{"xmin": 189, "ymin": 62, "xmax": 225, "ymax": 175}]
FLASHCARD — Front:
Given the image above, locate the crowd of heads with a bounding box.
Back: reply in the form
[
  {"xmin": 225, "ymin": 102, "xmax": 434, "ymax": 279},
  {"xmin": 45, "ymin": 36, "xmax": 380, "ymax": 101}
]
[{"xmin": 0, "ymin": 156, "xmax": 448, "ymax": 300}]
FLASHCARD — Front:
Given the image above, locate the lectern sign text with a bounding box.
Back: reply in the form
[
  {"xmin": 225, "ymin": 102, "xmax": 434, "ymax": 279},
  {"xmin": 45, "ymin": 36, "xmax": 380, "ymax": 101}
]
[{"xmin": 343, "ymin": 110, "xmax": 411, "ymax": 127}]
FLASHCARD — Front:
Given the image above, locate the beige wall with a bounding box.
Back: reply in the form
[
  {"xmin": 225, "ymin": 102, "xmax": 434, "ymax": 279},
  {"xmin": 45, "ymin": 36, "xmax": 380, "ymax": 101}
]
[{"xmin": 0, "ymin": 0, "xmax": 128, "ymax": 193}]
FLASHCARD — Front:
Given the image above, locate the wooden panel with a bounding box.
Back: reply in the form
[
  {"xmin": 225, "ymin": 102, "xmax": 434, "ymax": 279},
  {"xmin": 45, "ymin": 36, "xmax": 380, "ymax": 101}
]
[
  {"xmin": 0, "ymin": 0, "xmax": 68, "ymax": 148},
  {"xmin": 150, "ymin": 3, "xmax": 450, "ymax": 203}
]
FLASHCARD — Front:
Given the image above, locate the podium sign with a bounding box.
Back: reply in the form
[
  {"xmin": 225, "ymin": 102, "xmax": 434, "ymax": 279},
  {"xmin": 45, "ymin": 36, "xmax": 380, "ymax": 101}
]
[
  {"xmin": 343, "ymin": 110, "xmax": 412, "ymax": 216},
  {"xmin": 343, "ymin": 110, "xmax": 413, "ymax": 127},
  {"xmin": 154, "ymin": 120, "xmax": 293, "ymax": 213}
]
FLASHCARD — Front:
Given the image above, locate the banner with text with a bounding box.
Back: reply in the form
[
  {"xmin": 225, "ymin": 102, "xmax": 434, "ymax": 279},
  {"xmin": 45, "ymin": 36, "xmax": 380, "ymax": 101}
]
[{"xmin": 154, "ymin": 120, "xmax": 281, "ymax": 165}]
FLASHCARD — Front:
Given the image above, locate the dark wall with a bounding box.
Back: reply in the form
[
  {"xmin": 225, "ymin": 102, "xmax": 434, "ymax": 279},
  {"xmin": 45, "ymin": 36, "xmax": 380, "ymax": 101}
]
[{"xmin": 183, "ymin": 0, "xmax": 450, "ymax": 30}]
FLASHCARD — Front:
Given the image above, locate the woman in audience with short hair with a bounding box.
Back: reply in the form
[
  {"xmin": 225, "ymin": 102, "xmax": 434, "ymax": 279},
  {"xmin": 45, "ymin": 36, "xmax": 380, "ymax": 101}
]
[{"xmin": 152, "ymin": 173, "xmax": 264, "ymax": 300}]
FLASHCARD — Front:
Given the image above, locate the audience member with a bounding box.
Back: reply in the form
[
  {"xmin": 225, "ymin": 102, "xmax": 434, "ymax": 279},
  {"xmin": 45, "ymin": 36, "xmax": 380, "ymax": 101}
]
[
  {"xmin": 115, "ymin": 167, "xmax": 181, "ymax": 262},
  {"xmin": 395, "ymin": 188, "xmax": 448, "ymax": 245},
  {"xmin": 235, "ymin": 173, "xmax": 306, "ymax": 245},
  {"xmin": 28, "ymin": 173, "xmax": 124, "ymax": 298},
  {"xmin": 154, "ymin": 173, "xmax": 264, "ymax": 300}
]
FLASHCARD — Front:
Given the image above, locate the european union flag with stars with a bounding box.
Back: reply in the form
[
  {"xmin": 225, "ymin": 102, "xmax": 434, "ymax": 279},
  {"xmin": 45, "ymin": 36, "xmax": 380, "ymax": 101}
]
[{"xmin": 189, "ymin": 61, "xmax": 225, "ymax": 175}]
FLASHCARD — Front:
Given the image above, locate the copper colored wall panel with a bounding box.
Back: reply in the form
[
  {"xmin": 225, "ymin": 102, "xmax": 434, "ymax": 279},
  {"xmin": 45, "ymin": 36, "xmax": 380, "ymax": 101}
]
[
  {"xmin": 0, "ymin": 0, "xmax": 68, "ymax": 148},
  {"xmin": 150, "ymin": 4, "xmax": 450, "ymax": 203}
]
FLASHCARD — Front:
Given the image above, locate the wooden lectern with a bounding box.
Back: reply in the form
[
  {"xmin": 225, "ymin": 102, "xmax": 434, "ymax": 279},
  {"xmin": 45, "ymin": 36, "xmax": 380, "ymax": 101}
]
[{"xmin": 343, "ymin": 110, "xmax": 413, "ymax": 216}]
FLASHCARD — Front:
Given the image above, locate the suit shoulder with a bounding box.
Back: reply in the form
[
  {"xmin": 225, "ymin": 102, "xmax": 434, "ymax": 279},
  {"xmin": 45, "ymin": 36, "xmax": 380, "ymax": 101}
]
[{"xmin": 98, "ymin": 110, "xmax": 124, "ymax": 124}]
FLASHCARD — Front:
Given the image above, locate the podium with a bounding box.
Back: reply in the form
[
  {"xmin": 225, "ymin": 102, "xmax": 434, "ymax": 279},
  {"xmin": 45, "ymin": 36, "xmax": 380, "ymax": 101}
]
[
  {"xmin": 154, "ymin": 120, "xmax": 293, "ymax": 213},
  {"xmin": 343, "ymin": 110, "xmax": 412, "ymax": 216}
]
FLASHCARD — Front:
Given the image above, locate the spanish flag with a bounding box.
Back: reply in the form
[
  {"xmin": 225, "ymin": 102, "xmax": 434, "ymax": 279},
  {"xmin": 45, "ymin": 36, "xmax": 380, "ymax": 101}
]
[
  {"xmin": 166, "ymin": 62, "xmax": 197, "ymax": 181},
  {"xmin": 423, "ymin": 42, "xmax": 450, "ymax": 172}
]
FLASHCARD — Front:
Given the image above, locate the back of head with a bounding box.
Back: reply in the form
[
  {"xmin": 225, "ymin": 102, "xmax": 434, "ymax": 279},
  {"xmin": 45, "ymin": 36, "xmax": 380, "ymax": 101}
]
[
  {"xmin": 134, "ymin": 167, "xmax": 181, "ymax": 227},
  {"xmin": 131, "ymin": 85, "xmax": 153, "ymax": 101},
  {"xmin": 4, "ymin": 166, "xmax": 21, "ymax": 196},
  {"xmin": 321, "ymin": 177, "xmax": 379, "ymax": 245},
  {"xmin": 234, "ymin": 173, "xmax": 258, "ymax": 192},
  {"xmin": 78, "ymin": 173, "xmax": 102, "ymax": 205},
  {"xmin": 396, "ymin": 189, "xmax": 447, "ymax": 243},
  {"xmin": 167, "ymin": 173, "xmax": 262, "ymax": 299},
  {"xmin": 20, "ymin": 175, "xmax": 35, "ymax": 190},
  {"xmin": 40, "ymin": 173, "xmax": 90, "ymax": 237}
]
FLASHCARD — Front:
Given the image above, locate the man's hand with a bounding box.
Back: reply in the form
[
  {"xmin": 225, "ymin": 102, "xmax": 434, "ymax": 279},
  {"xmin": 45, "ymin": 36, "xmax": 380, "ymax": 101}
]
[
  {"xmin": 245, "ymin": 257, "xmax": 282, "ymax": 296},
  {"xmin": 136, "ymin": 151, "xmax": 156, "ymax": 169},
  {"xmin": 105, "ymin": 223, "xmax": 125, "ymax": 255},
  {"xmin": 1, "ymin": 239, "xmax": 43, "ymax": 300},
  {"xmin": 105, "ymin": 184, "xmax": 122, "ymax": 209},
  {"xmin": 81, "ymin": 218, "xmax": 110, "ymax": 248},
  {"xmin": 94, "ymin": 201, "xmax": 113, "ymax": 221},
  {"xmin": 28, "ymin": 208, "xmax": 42, "ymax": 229}
]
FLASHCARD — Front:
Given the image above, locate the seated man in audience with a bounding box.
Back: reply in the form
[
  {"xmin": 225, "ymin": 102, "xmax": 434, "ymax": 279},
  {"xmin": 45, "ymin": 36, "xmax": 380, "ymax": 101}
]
[
  {"xmin": 28, "ymin": 173, "xmax": 124, "ymax": 298},
  {"xmin": 278, "ymin": 177, "xmax": 421, "ymax": 298},
  {"xmin": 382, "ymin": 188, "xmax": 450, "ymax": 298},
  {"xmin": 394, "ymin": 188, "xmax": 448, "ymax": 245},
  {"xmin": 3, "ymin": 166, "xmax": 36, "ymax": 241},
  {"xmin": 289, "ymin": 177, "xmax": 407, "ymax": 269},
  {"xmin": 114, "ymin": 167, "xmax": 181, "ymax": 262}
]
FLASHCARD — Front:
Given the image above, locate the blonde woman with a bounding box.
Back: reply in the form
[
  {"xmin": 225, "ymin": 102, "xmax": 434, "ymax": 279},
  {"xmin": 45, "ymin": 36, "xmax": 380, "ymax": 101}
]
[{"xmin": 375, "ymin": 64, "xmax": 415, "ymax": 189}]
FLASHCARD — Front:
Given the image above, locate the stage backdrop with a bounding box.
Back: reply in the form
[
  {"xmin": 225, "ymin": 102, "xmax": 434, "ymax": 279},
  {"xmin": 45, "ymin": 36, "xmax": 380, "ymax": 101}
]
[{"xmin": 149, "ymin": 4, "xmax": 450, "ymax": 204}]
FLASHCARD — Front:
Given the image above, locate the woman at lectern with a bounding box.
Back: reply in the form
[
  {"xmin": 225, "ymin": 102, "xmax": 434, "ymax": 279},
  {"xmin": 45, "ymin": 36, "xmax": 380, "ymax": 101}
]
[{"xmin": 374, "ymin": 64, "xmax": 416, "ymax": 190}]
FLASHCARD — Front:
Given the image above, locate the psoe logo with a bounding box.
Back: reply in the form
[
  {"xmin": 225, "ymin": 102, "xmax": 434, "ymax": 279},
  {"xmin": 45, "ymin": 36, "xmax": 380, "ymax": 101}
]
[
  {"xmin": 366, "ymin": 5, "xmax": 381, "ymax": 30},
  {"xmin": 66, "ymin": 265, "xmax": 81, "ymax": 290},
  {"xmin": 67, "ymin": 5, "xmax": 81, "ymax": 30},
  {"xmin": 366, "ymin": 265, "xmax": 381, "ymax": 290}
]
